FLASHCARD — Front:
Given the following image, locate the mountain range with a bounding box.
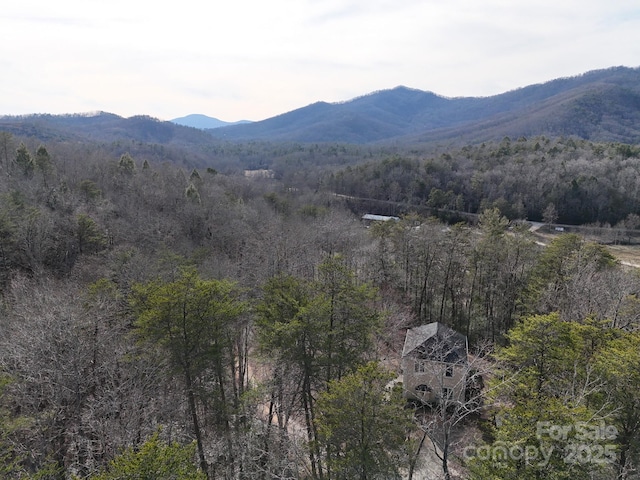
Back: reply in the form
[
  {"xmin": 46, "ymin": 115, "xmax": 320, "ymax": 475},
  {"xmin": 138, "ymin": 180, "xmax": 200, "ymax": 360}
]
[
  {"xmin": 1, "ymin": 66, "xmax": 639, "ymax": 146},
  {"xmin": 209, "ymin": 66, "xmax": 640, "ymax": 144},
  {"xmin": 170, "ymin": 114, "xmax": 251, "ymax": 129}
]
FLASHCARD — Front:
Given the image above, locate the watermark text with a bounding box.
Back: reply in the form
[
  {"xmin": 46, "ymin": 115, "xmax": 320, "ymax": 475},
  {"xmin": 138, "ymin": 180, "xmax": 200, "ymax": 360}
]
[{"xmin": 463, "ymin": 421, "xmax": 618, "ymax": 467}]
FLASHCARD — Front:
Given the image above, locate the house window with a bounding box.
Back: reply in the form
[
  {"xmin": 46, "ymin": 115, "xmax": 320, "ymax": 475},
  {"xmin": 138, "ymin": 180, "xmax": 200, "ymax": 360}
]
[
  {"xmin": 445, "ymin": 365, "xmax": 453, "ymax": 377},
  {"xmin": 442, "ymin": 387, "xmax": 453, "ymax": 400},
  {"xmin": 415, "ymin": 360, "xmax": 425, "ymax": 373}
]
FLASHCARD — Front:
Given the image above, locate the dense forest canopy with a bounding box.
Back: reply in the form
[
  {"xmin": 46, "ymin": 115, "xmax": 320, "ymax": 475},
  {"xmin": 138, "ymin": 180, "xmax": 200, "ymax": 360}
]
[
  {"xmin": 327, "ymin": 136, "xmax": 640, "ymax": 226},
  {"xmin": 0, "ymin": 129, "xmax": 640, "ymax": 479}
]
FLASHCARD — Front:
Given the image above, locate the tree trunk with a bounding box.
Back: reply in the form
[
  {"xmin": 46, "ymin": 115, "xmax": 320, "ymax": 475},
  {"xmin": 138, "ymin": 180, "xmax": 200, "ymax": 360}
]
[
  {"xmin": 408, "ymin": 430, "xmax": 429, "ymax": 480},
  {"xmin": 442, "ymin": 441, "xmax": 451, "ymax": 480},
  {"xmin": 185, "ymin": 368, "xmax": 209, "ymax": 479},
  {"xmin": 302, "ymin": 377, "xmax": 319, "ymax": 479}
]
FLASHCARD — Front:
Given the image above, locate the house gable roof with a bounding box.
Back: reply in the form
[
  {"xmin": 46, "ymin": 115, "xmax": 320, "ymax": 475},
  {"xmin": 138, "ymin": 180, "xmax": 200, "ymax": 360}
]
[{"xmin": 402, "ymin": 322, "xmax": 467, "ymax": 363}]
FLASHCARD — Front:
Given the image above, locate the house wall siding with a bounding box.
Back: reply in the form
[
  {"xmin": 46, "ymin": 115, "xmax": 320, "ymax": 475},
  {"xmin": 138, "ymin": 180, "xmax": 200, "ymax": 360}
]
[{"xmin": 402, "ymin": 355, "xmax": 466, "ymax": 403}]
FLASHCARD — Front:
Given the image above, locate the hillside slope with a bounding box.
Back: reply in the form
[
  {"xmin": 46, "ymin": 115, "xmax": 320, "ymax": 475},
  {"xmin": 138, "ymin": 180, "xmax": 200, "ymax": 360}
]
[
  {"xmin": 0, "ymin": 112, "xmax": 215, "ymax": 146},
  {"xmin": 211, "ymin": 66, "xmax": 640, "ymax": 144},
  {"xmin": 1, "ymin": 67, "xmax": 639, "ymax": 147}
]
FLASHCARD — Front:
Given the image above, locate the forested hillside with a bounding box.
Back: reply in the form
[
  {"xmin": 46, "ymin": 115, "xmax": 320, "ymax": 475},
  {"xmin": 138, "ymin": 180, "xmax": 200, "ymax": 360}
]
[
  {"xmin": 1, "ymin": 130, "xmax": 640, "ymax": 479},
  {"xmin": 4, "ymin": 68, "xmax": 640, "ymax": 148},
  {"xmin": 329, "ymin": 136, "xmax": 640, "ymax": 226},
  {"xmin": 211, "ymin": 66, "xmax": 640, "ymax": 144}
]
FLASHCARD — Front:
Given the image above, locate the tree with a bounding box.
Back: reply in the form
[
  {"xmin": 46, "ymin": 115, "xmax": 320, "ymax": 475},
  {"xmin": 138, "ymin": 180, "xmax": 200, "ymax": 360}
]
[
  {"xmin": 619, "ymin": 213, "xmax": 640, "ymax": 244},
  {"xmin": 542, "ymin": 202, "xmax": 558, "ymax": 228},
  {"xmin": 315, "ymin": 255, "xmax": 381, "ymax": 385},
  {"xmin": 255, "ymin": 273, "xmax": 320, "ymax": 477},
  {"xmin": 0, "ymin": 275, "xmax": 165, "ymax": 479},
  {"xmin": 467, "ymin": 314, "xmax": 615, "ymax": 479},
  {"xmin": 34, "ymin": 145, "xmax": 53, "ymax": 187},
  {"xmin": 0, "ymin": 200, "xmax": 21, "ymax": 287},
  {"xmin": 78, "ymin": 180, "xmax": 102, "ymax": 203},
  {"xmin": 468, "ymin": 208, "xmax": 534, "ymax": 341},
  {"xmin": 14, "ymin": 143, "xmax": 34, "ymax": 177},
  {"xmin": 185, "ymin": 183, "xmax": 201, "ymax": 203},
  {"xmin": 435, "ymin": 224, "xmax": 471, "ymax": 332},
  {"xmin": 255, "ymin": 256, "xmax": 382, "ymax": 478},
  {"xmin": 189, "ymin": 169, "xmax": 201, "ymax": 182},
  {"xmin": 0, "ymin": 131, "xmax": 14, "ymax": 174},
  {"xmin": 131, "ymin": 268, "xmax": 247, "ymax": 479},
  {"xmin": 118, "ymin": 153, "xmax": 136, "ymax": 175},
  {"xmin": 593, "ymin": 331, "xmax": 640, "ymax": 478},
  {"xmin": 0, "ymin": 373, "xmax": 27, "ymax": 478},
  {"xmin": 525, "ymin": 234, "xmax": 617, "ymax": 318},
  {"xmin": 76, "ymin": 214, "xmax": 106, "ymax": 254},
  {"xmin": 89, "ymin": 431, "xmax": 206, "ymax": 480},
  {"xmin": 316, "ymin": 362, "xmax": 412, "ymax": 480},
  {"xmin": 0, "ymin": 277, "xmax": 98, "ymax": 477}
]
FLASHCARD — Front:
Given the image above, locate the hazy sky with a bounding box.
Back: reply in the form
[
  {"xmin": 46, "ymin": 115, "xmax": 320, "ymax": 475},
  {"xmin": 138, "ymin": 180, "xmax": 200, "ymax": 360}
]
[{"xmin": 2, "ymin": 1, "xmax": 639, "ymax": 121}]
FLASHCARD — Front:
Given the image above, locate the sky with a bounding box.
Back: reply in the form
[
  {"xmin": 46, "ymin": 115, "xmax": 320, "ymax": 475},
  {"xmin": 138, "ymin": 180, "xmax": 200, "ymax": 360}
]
[{"xmin": 2, "ymin": 1, "xmax": 639, "ymax": 122}]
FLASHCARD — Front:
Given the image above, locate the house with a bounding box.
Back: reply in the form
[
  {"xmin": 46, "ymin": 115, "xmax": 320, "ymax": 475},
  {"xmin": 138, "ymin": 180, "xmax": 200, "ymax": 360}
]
[
  {"xmin": 361, "ymin": 213, "xmax": 400, "ymax": 225},
  {"xmin": 401, "ymin": 322, "xmax": 468, "ymax": 404},
  {"xmin": 244, "ymin": 169, "xmax": 274, "ymax": 179}
]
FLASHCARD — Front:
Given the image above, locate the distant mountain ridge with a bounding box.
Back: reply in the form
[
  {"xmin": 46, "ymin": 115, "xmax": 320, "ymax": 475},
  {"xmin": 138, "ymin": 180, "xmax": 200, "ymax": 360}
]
[
  {"xmin": 170, "ymin": 114, "xmax": 251, "ymax": 129},
  {"xmin": 209, "ymin": 66, "xmax": 640, "ymax": 144},
  {"xmin": 1, "ymin": 66, "xmax": 640, "ymax": 146},
  {"xmin": 0, "ymin": 112, "xmax": 217, "ymax": 146}
]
